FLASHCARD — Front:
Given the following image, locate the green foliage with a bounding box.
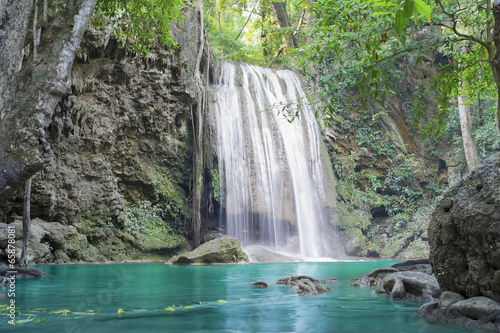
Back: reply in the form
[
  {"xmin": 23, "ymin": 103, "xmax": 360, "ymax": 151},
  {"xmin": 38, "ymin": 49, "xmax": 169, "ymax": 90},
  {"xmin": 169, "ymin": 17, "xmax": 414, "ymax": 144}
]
[
  {"xmin": 124, "ymin": 199, "xmax": 183, "ymax": 250},
  {"xmin": 212, "ymin": 164, "xmax": 221, "ymax": 202},
  {"xmin": 92, "ymin": 0, "xmax": 183, "ymax": 54},
  {"xmin": 300, "ymin": 0, "xmax": 498, "ymax": 137}
]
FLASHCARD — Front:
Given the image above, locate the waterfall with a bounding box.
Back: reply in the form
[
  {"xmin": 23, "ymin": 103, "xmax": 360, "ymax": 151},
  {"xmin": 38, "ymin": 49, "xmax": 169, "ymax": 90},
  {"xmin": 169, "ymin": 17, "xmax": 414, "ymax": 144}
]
[{"xmin": 210, "ymin": 62, "xmax": 342, "ymax": 261}]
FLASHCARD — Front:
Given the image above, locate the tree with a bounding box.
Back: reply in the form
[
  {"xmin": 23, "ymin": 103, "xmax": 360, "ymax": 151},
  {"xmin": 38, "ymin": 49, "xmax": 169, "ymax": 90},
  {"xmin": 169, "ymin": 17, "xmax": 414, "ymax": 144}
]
[{"xmin": 301, "ymin": 0, "xmax": 500, "ymax": 139}]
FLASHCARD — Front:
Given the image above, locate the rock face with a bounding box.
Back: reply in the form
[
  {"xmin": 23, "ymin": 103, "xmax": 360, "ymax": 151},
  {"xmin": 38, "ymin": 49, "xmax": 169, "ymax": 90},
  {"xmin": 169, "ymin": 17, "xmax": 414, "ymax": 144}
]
[
  {"xmin": 167, "ymin": 237, "xmax": 249, "ymax": 265},
  {"xmin": 428, "ymin": 153, "xmax": 500, "ymax": 302},
  {"xmin": 0, "ymin": 7, "xmax": 208, "ymax": 263}
]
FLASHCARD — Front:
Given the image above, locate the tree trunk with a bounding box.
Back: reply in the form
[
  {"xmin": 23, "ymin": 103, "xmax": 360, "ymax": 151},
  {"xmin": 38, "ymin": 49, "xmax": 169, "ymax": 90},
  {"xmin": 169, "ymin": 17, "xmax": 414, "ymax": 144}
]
[
  {"xmin": 458, "ymin": 94, "xmax": 480, "ymax": 172},
  {"xmin": 0, "ymin": 0, "xmax": 98, "ymax": 202},
  {"xmin": 192, "ymin": 0, "xmax": 205, "ymax": 247},
  {"xmin": 19, "ymin": 177, "xmax": 32, "ymax": 267},
  {"xmin": 270, "ymin": 1, "xmax": 298, "ymax": 48}
]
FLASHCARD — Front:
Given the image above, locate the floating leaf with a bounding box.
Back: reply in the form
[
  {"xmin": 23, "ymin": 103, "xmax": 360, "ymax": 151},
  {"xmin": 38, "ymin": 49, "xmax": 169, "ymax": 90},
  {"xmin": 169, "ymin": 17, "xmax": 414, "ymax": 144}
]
[
  {"xmin": 237, "ymin": 298, "xmax": 249, "ymax": 301},
  {"xmin": 15, "ymin": 315, "xmax": 36, "ymax": 324},
  {"xmin": 49, "ymin": 309, "xmax": 72, "ymax": 315},
  {"xmin": 38, "ymin": 318, "xmax": 45, "ymax": 323},
  {"xmin": 164, "ymin": 307, "xmax": 175, "ymax": 312},
  {"xmin": 217, "ymin": 300, "xmax": 228, "ymax": 303},
  {"xmin": 117, "ymin": 308, "xmax": 126, "ymax": 314},
  {"xmin": 184, "ymin": 305, "xmax": 194, "ymax": 309}
]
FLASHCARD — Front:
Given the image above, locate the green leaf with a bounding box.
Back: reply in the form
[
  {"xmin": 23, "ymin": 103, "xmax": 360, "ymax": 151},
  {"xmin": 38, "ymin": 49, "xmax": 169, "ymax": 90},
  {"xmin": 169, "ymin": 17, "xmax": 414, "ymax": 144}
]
[
  {"xmin": 403, "ymin": 0, "xmax": 414, "ymax": 19},
  {"xmin": 395, "ymin": 9, "xmax": 405, "ymax": 37},
  {"xmin": 413, "ymin": 0, "xmax": 431, "ymax": 21},
  {"xmin": 370, "ymin": 11, "xmax": 392, "ymax": 16}
]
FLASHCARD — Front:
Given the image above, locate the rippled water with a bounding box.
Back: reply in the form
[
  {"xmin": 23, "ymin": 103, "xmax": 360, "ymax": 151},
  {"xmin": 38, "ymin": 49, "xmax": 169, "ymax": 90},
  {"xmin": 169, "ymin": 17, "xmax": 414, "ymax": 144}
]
[{"xmin": 0, "ymin": 261, "xmax": 479, "ymax": 332}]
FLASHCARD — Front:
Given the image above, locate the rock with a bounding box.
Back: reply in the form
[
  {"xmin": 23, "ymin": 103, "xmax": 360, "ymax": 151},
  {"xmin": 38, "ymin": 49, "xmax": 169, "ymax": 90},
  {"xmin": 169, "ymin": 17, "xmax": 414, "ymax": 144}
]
[
  {"xmin": 277, "ymin": 275, "xmax": 322, "ymax": 285},
  {"xmin": 447, "ymin": 297, "xmax": 500, "ymax": 321},
  {"xmin": 0, "ymin": 267, "xmax": 47, "ymax": 280},
  {"xmin": 351, "ymin": 267, "xmax": 398, "ymax": 287},
  {"xmin": 438, "ymin": 291, "xmax": 466, "ymax": 309},
  {"xmin": 428, "ymin": 153, "xmax": 500, "ymax": 303},
  {"xmin": 417, "ymin": 301, "xmax": 439, "ymax": 317},
  {"xmin": 382, "ymin": 271, "xmax": 440, "ymax": 300},
  {"xmin": 202, "ymin": 231, "xmax": 226, "ymax": 243},
  {"xmin": 292, "ymin": 279, "xmax": 331, "ymax": 296},
  {"xmin": 276, "ymin": 275, "xmax": 333, "ymax": 296},
  {"xmin": 54, "ymin": 249, "xmax": 71, "ymax": 263},
  {"xmin": 391, "ymin": 259, "xmax": 432, "ymax": 274},
  {"xmin": 167, "ymin": 237, "xmax": 249, "ymax": 265},
  {"xmin": 419, "ymin": 296, "xmax": 500, "ymax": 332},
  {"xmin": 251, "ymin": 281, "xmax": 270, "ymax": 288}
]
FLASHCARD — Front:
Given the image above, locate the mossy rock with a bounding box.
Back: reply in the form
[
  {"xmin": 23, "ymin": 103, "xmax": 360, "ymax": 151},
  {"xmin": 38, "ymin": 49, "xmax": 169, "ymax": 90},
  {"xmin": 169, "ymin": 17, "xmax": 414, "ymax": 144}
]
[{"xmin": 167, "ymin": 236, "xmax": 249, "ymax": 265}]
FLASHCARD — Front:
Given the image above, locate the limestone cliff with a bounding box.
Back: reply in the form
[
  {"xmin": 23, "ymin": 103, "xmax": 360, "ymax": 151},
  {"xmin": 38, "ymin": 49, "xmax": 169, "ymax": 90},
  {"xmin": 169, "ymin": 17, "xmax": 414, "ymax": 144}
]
[{"xmin": 0, "ymin": 6, "xmax": 210, "ymax": 263}]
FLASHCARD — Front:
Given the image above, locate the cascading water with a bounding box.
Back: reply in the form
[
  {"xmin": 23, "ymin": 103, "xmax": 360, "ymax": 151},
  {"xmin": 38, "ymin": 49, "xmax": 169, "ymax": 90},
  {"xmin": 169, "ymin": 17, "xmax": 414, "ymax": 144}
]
[{"xmin": 210, "ymin": 62, "xmax": 343, "ymax": 261}]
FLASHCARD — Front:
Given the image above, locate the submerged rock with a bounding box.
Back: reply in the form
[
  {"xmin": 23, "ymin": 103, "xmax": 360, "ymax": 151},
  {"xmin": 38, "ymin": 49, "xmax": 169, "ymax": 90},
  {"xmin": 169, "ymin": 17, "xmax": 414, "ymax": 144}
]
[
  {"xmin": 382, "ymin": 271, "xmax": 440, "ymax": 300},
  {"xmin": 0, "ymin": 267, "xmax": 48, "ymax": 287},
  {"xmin": 251, "ymin": 281, "xmax": 270, "ymax": 288},
  {"xmin": 276, "ymin": 275, "xmax": 335, "ymax": 296},
  {"xmin": 292, "ymin": 279, "xmax": 331, "ymax": 296},
  {"xmin": 419, "ymin": 295, "xmax": 500, "ymax": 332},
  {"xmin": 351, "ymin": 267, "xmax": 398, "ymax": 287},
  {"xmin": 167, "ymin": 236, "xmax": 249, "ymax": 265}
]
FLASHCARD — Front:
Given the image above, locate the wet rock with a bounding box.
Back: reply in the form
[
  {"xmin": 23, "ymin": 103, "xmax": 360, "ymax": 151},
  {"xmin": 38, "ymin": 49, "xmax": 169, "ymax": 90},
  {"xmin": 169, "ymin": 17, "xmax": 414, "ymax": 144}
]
[
  {"xmin": 167, "ymin": 237, "xmax": 249, "ymax": 265},
  {"xmin": 438, "ymin": 291, "xmax": 466, "ymax": 309},
  {"xmin": 382, "ymin": 271, "xmax": 440, "ymax": 300},
  {"xmin": 0, "ymin": 267, "xmax": 47, "ymax": 279},
  {"xmin": 419, "ymin": 296, "xmax": 500, "ymax": 332},
  {"xmin": 292, "ymin": 279, "xmax": 331, "ymax": 296},
  {"xmin": 276, "ymin": 275, "xmax": 333, "ymax": 296},
  {"xmin": 251, "ymin": 281, "xmax": 270, "ymax": 288},
  {"xmin": 351, "ymin": 267, "xmax": 398, "ymax": 287},
  {"xmin": 391, "ymin": 259, "xmax": 432, "ymax": 274}
]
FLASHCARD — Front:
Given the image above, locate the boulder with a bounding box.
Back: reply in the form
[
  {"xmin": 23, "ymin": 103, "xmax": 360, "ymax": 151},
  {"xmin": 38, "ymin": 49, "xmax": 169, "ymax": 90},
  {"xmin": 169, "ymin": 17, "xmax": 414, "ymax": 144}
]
[
  {"xmin": 292, "ymin": 279, "xmax": 331, "ymax": 296},
  {"xmin": 382, "ymin": 271, "xmax": 440, "ymax": 300},
  {"xmin": 167, "ymin": 236, "xmax": 249, "ymax": 264},
  {"xmin": 351, "ymin": 267, "xmax": 398, "ymax": 287},
  {"xmin": 428, "ymin": 153, "xmax": 500, "ymax": 303},
  {"xmin": 419, "ymin": 296, "xmax": 500, "ymax": 332},
  {"xmin": 391, "ymin": 259, "xmax": 432, "ymax": 274},
  {"xmin": 276, "ymin": 275, "xmax": 334, "ymax": 296},
  {"xmin": 251, "ymin": 281, "xmax": 270, "ymax": 288}
]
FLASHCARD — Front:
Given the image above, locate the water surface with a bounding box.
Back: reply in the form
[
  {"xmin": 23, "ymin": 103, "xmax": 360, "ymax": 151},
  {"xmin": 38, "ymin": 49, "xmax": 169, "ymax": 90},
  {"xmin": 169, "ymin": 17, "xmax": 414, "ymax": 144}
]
[{"xmin": 0, "ymin": 261, "xmax": 479, "ymax": 332}]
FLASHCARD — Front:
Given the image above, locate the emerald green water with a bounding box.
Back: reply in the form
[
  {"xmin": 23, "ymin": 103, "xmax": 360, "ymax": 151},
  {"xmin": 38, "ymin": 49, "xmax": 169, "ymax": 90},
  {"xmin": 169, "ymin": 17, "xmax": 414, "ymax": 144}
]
[{"xmin": 1, "ymin": 261, "xmax": 479, "ymax": 332}]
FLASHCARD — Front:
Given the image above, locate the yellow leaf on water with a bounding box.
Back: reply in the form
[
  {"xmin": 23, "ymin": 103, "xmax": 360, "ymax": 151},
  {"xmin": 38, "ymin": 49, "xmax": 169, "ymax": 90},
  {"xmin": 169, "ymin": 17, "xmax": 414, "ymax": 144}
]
[
  {"xmin": 184, "ymin": 305, "xmax": 194, "ymax": 309},
  {"xmin": 38, "ymin": 319, "xmax": 46, "ymax": 323},
  {"xmin": 117, "ymin": 308, "xmax": 126, "ymax": 314},
  {"xmin": 217, "ymin": 300, "xmax": 228, "ymax": 303},
  {"xmin": 164, "ymin": 307, "xmax": 175, "ymax": 311}
]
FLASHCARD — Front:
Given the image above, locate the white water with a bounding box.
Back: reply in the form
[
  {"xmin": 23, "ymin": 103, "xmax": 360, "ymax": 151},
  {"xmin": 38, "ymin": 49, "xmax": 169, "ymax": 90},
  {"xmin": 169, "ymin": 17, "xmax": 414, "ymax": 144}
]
[{"xmin": 210, "ymin": 62, "xmax": 342, "ymax": 260}]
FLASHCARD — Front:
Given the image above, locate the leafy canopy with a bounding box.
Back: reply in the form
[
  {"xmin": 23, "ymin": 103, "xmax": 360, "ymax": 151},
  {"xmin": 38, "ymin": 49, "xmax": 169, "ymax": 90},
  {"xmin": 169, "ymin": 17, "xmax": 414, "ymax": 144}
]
[
  {"xmin": 301, "ymin": 0, "xmax": 497, "ymax": 136},
  {"xmin": 92, "ymin": 0, "xmax": 184, "ymax": 54}
]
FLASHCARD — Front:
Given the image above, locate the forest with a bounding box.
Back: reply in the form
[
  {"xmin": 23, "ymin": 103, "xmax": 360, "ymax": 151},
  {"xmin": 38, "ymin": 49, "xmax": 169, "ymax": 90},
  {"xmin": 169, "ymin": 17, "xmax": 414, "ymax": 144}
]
[{"xmin": 1, "ymin": 0, "xmax": 500, "ymax": 332}]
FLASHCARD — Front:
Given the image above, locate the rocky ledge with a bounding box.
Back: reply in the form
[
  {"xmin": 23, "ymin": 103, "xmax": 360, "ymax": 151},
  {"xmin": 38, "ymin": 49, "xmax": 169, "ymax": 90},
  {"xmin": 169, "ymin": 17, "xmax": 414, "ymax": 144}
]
[{"xmin": 167, "ymin": 236, "xmax": 249, "ymax": 265}]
